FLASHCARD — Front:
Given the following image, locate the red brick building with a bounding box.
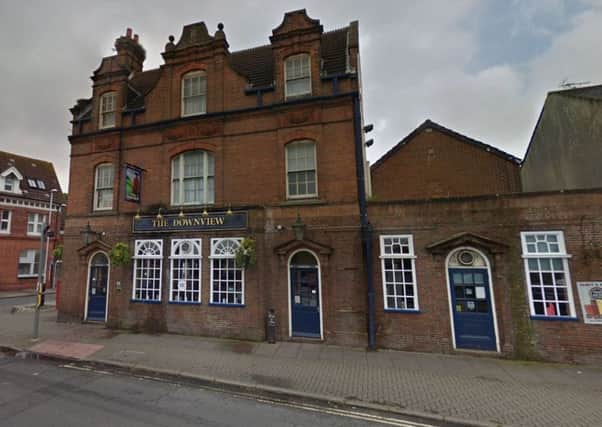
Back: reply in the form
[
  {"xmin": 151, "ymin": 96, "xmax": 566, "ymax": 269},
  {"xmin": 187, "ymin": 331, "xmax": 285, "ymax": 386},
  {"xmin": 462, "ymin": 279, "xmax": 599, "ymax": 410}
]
[
  {"xmin": 0, "ymin": 151, "xmax": 64, "ymax": 291},
  {"xmin": 60, "ymin": 10, "xmax": 602, "ymax": 363},
  {"xmin": 61, "ymin": 10, "xmax": 369, "ymax": 345},
  {"xmin": 371, "ymin": 120, "xmax": 522, "ymax": 200}
]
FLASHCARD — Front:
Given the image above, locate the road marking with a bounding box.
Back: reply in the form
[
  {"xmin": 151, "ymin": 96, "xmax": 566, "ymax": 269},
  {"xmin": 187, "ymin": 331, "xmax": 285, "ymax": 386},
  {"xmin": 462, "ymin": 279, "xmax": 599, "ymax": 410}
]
[
  {"xmin": 254, "ymin": 398, "xmax": 436, "ymax": 427},
  {"xmin": 58, "ymin": 363, "xmax": 436, "ymax": 426}
]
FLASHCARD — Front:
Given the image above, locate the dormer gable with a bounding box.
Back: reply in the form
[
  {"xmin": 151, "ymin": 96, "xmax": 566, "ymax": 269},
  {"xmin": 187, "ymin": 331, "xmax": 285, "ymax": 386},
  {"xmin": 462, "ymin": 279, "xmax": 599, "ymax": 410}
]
[
  {"xmin": 270, "ymin": 9, "xmax": 323, "ymax": 43},
  {"xmin": 162, "ymin": 21, "xmax": 229, "ymax": 63},
  {"xmin": 0, "ymin": 166, "xmax": 23, "ymax": 194}
]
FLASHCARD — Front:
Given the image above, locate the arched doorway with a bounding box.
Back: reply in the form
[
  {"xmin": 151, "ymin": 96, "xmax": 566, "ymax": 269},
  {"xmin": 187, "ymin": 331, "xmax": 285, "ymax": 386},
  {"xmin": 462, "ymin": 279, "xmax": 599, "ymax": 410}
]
[
  {"xmin": 288, "ymin": 250, "xmax": 322, "ymax": 339},
  {"xmin": 86, "ymin": 252, "xmax": 110, "ymax": 322},
  {"xmin": 446, "ymin": 247, "xmax": 499, "ymax": 352}
]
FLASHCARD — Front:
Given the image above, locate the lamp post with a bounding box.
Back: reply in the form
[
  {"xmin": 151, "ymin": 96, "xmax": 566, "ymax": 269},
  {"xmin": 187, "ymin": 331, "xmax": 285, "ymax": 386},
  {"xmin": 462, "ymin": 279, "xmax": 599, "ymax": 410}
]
[{"xmin": 43, "ymin": 189, "xmax": 58, "ymax": 289}]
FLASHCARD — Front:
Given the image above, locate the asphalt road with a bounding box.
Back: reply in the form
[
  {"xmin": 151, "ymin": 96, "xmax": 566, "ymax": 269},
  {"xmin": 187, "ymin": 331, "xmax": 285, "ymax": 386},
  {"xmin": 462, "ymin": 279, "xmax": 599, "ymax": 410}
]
[{"xmin": 0, "ymin": 356, "xmax": 435, "ymax": 427}]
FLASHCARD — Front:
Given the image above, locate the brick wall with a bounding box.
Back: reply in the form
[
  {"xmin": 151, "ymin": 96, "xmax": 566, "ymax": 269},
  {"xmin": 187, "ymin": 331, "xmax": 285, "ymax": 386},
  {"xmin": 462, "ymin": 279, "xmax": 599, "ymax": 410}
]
[
  {"xmin": 371, "ymin": 125, "xmax": 521, "ymax": 201},
  {"xmin": 368, "ymin": 190, "xmax": 602, "ymax": 363},
  {"xmin": 0, "ymin": 203, "xmax": 61, "ymax": 291}
]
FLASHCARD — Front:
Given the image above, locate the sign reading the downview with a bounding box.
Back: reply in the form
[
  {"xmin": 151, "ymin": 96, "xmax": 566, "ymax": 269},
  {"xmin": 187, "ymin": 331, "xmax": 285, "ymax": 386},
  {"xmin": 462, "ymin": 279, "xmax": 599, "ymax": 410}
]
[{"xmin": 133, "ymin": 211, "xmax": 248, "ymax": 233}]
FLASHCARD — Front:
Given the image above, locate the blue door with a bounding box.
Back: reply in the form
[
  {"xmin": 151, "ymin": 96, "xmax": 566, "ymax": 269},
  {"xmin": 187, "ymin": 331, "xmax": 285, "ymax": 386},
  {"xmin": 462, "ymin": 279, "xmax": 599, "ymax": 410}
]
[
  {"xmin": 290, "ymin": 266, "xmax": 321, "ymax": 338},
  {"xmin": 87, "ymin": 253, "xmax": 109, "ymax": 322},
  {"xmin": 449, "ymin": 268, "xmax": 496, "ymax": 351}
]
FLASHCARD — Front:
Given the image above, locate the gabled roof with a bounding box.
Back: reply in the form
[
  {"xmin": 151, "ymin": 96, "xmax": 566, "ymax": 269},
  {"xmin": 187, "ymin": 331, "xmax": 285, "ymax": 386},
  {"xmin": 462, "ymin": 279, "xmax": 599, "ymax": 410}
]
[
  {"xmin": 0, "ymin": 150, "xmax": 64, "ymax": 203},
  {"xmin": 371, "ymin": 119, "xmax": 522, "ymax": 170}
]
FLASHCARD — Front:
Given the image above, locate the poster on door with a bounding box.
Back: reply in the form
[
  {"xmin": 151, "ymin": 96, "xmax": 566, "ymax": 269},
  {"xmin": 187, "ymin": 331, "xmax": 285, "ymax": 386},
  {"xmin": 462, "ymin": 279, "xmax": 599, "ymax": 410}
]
[{"xmin": 577, "ymin": 282, "xmax": 602, "ymax": 325}]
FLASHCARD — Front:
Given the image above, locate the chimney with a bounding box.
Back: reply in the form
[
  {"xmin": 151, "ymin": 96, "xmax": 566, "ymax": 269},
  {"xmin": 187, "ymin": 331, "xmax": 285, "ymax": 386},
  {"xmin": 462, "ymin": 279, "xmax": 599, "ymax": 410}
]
[{"xmin": 114, "ymin": 27, "xmax": 146, "ymax": 73}]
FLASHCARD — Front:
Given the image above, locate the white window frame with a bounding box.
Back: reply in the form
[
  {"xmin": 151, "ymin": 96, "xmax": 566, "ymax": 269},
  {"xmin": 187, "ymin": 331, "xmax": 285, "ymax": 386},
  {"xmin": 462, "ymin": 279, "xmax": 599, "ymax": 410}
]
[
  {"xmin": 209, "ymin": 238, "xmax": 245, "ymax": 306},
  {"xmin": 27, "ymin": 179, "xmax": 37, "ymax": 188},
  {"xmin": 132, "ymin": 240, "xmax": 163, "ymax": 302},
  {"xmin": 18, "ymin": 249, "xmax": 39, "ymax": 278},
  {"xmin": 520, "ymin": 231, "xmax": 576, "ymax": 318},
  {"xmin": 169, "ymin": 239, "xmax": 202, "ymax": 303},
  {"xmin": 94, "ymin": 163, "xmax": 114, "ymax": 211},
  {"xmin": 286, "ymin": 140, "xmax": 318, "ymax": 199},
  {"xmin": 27, "ymin": 213, "xmax": 47, "ymax": 236},
  {"xmin": 379, "ymin": 235, "xmax": 419, "ymax": 311},
  {"xmin": 0, "ymin": 210, "xmax": 11, "ymax": 234},
  {"xmin": 181, "ymin": 70, "xmax": 207, "ymax": 117},
  {"xmin": 99, "ymin": 92, "xmax": 116, "ymax": 129},
  {"xmin": 171, "ymin": 151, "xmax": 214, "ymax": 206},
  {"xmin": 284, "ymin": 53, "xmax": 311, "ymax": 99},
  {"xmin": 36, "ymin": 180, "xmax": 46, "ymax": 189}
]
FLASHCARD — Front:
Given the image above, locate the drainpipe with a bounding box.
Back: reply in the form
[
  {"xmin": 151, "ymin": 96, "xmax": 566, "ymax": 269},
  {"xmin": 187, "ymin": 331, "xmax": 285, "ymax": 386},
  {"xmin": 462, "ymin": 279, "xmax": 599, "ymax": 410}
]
[{"xmin": 352, "ymin": 93, "xmax": 376, "ymax": 350}]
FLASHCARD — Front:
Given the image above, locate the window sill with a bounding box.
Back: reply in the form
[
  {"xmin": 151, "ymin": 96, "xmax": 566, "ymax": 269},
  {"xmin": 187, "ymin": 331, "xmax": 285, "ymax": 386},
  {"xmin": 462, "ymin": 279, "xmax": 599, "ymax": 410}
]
[
  {"xmin": 90, "ymin": 210, "xmax": 117, "ymax": 217},
  {"xmin": 209, "ymin": 303, "xmax": 245, "ymax": 308},
  {"xmin": 168, "ymin": 301, "xmax": 201, "ymax": 305},
  {"xmin": 181, "ymin": 111, "xmax": 207, "ymax": 118},
  {"xmin": 279, "ymin": 198, "xmax": 325, "ymax": 207},
  {"xmin": 384, "ymin": 309, "xmax": 421, "ymax": 314},
  {"xmin": 130, "ymin": 299, "xmax": 162, "ymax": 304},
  {"xmin": 530, "ymin": 315, "xmax": 578, "ymax": 322},
  {"xmin": 285, "ymin": 93, "xmax": 312, "ymax": 101},
  {"xmin": 17, "ymin": 275, "xmax": 37, "ymax": 279}
]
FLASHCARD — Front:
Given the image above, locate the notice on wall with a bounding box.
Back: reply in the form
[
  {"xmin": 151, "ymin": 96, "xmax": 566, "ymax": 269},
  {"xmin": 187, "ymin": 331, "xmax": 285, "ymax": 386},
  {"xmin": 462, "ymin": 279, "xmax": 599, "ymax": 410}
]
[
  {"xmin": 475, "ymin": 287, "xmax": 486, "ymax": 300},
  {"xmin": 577, "ymin": 282, "xmax": 602, "ymax": 325}
]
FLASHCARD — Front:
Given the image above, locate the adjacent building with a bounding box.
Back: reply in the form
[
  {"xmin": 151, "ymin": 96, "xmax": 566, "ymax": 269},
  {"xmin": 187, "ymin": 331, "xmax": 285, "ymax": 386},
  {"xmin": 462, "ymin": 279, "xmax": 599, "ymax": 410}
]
[
  {"xmin": 521, "ymin": 85, "xmax": 602, "ymax": 192},
  {"xmin": 0, "ymin": 151, "xmax": 64, "ymax": 291},
  {"xmin": 59, "ymin": 10, "xmax": 602, "ymax": 364}
]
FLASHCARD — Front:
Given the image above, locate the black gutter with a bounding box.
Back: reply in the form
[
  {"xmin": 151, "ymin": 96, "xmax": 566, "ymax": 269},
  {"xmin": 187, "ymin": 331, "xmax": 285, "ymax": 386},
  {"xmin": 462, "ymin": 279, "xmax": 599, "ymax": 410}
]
[{"xmin": 352, "ymin": 93, "xmax": 376, "ymax": 350}]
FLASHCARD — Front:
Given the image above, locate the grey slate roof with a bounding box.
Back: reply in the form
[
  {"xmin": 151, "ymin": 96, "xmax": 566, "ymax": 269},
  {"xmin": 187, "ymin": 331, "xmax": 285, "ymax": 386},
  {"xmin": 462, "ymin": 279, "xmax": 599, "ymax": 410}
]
[{"xmin": 0, "ymin": 150, "xmax": 64, "ymax": 203}]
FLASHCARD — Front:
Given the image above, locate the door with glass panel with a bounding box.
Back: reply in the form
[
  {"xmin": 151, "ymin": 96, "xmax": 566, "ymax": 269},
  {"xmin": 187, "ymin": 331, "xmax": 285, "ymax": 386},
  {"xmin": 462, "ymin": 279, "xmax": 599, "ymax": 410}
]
[
  {"xmin": 87, "ymin": 253, "xmax": 109, "ymax": 322},
  {"xmin": 290, "ymin": 251, "xmax": 321, "ymax": 338},
  {"xmin": 449, "ymin": 268, "xmax": 496, "ymax": 351}
]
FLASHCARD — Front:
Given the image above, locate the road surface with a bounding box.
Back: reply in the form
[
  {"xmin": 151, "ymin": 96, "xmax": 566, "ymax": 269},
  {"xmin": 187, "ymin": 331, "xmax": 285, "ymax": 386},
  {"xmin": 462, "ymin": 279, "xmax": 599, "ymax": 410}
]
[{"xmin": 0, "ymin": 356, "xmax": 439, "ymax": 427}]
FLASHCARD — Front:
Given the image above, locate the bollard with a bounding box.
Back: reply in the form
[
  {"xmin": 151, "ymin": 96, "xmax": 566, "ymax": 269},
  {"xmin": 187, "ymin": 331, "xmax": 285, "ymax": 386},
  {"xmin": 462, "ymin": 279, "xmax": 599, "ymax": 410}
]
[{"xmin": 266, "ymin": 309, "xmax": 276, "ymax": 344}]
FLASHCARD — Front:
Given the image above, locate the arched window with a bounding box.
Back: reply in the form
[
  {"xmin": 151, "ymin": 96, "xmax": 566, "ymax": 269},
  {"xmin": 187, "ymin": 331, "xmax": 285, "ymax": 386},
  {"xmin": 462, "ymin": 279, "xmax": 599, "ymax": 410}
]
[
  {"xmin": 286, "ymin": 140, "xmax": 317, "ymax": 198},
  {"xmin": 210, "ymin": 238, "xmax": 244, "ymax": 305},
  {"xmin": 285, "ymin": 54, "xmax": 311, "ymax": 98},
  {"xmin": 132, "ymin": 240, "xmax": 163, "ymax": 302},
  {"xmin": 171, "ymin": 151, "xmax": 214, "ymax": 205},
  {"xmin": 169, "ymin": 239, "xmax": 202, "ymax": 303},
  {"xmin": 181, "ymin": 71, "xmax": 207, "ymax": 116},
  {"xmin": 94, "ymin": 163, "xmax": 114, "ymax": 211},
  {"xmin": 99, "ymin": 92, "xmax": 116, "ymax": 129}
]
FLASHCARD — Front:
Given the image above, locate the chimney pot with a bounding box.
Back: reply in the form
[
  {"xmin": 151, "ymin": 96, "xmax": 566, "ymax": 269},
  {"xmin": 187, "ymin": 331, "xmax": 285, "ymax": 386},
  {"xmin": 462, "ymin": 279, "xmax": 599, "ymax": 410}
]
[
  {"xmin": 126, "ymin": 28, "xmax": 132, "ymax": 38},
  {"xmin": 134, "ymin": 34, "xmax": 139, "ymax": 43}
]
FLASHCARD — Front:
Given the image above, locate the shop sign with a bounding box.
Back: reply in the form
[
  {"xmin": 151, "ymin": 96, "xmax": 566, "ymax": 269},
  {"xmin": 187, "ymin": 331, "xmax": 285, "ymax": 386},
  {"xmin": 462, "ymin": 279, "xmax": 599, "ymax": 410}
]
[
  {"xmin": 124, "ymin": 164, "xmax": 143, "ymax": 203},
  {"xmin": 577, "ymin": 282, "xmax": 602, "ymax": 325},
  {"xmin": 133, "ymin": 211, "xmax": 247, "ymax": 233}
]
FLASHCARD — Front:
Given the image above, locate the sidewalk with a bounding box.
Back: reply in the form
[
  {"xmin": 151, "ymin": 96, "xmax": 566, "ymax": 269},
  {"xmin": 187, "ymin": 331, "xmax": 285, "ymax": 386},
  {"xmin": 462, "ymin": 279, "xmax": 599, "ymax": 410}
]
[
  {"xmin": 1, "ymin": 307, "xmax": 601, "ymax": 427},
  {"xmin": 0, "ymin": 288, "xmax": 56, "ymax": 299}
]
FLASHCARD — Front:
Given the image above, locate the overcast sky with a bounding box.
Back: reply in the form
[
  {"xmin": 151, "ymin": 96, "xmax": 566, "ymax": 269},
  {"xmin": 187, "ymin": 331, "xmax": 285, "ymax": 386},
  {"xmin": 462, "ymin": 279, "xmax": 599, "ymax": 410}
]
[{"xmin": 1, "ymin": 0, "xmax": 601, "ymax": 192}]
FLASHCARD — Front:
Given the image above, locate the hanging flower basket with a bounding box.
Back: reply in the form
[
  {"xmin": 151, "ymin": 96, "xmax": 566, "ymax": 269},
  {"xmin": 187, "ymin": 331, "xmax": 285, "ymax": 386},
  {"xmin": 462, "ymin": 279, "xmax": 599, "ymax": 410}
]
[
  {"xmin": 52, "ymin": 245, "xmax": 63, "ymax": 261},
  {"xmin": 235, "ymin": 237, "xmax": 257, "ymax": 269},
  {"xmin": 109, "ymin": 242, "xmax": 131, "ymax": 267}
]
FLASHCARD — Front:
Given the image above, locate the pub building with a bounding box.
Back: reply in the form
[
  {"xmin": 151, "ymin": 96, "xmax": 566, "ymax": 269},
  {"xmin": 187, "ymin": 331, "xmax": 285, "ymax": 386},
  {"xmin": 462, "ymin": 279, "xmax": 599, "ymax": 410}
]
[{"xmin": 60, "ymin": 10, "xmax": 602, "ymax": 363}]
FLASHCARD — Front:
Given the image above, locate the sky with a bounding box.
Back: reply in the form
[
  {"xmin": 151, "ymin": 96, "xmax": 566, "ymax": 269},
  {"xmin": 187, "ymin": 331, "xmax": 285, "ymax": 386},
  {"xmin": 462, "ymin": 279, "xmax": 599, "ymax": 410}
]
[{"xmin": 1, "ymin": 0, "xmax": 601, "ymax": 192}]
